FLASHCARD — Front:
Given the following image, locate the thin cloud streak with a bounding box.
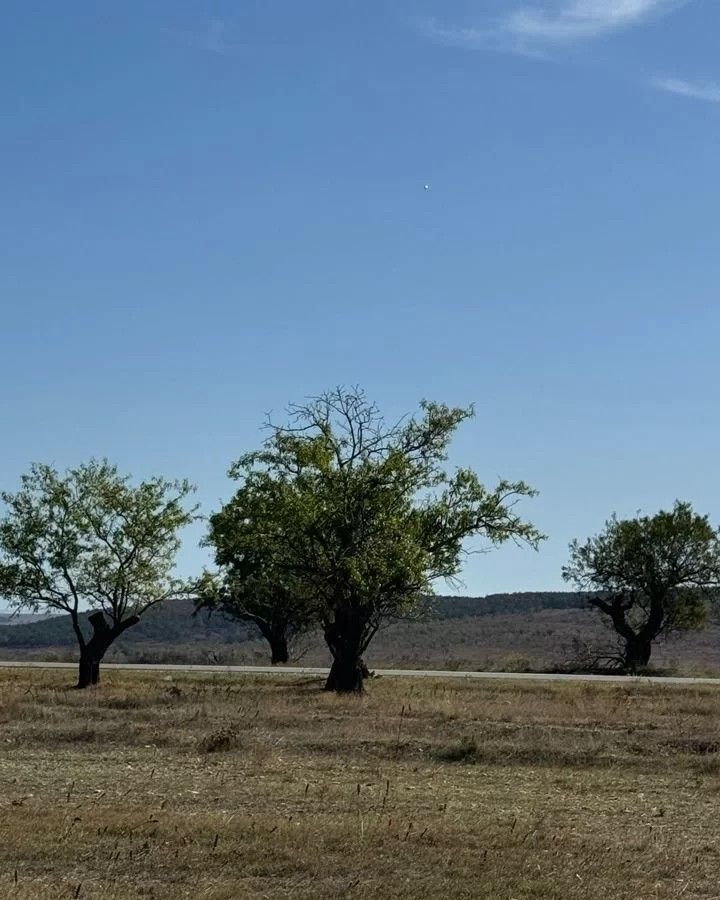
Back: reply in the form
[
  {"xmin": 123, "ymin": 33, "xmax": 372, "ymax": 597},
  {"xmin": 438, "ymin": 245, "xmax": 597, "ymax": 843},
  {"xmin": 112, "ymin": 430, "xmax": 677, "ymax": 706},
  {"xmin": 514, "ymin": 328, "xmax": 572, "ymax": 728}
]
[
  {"xmin": 421, "ymin": 0, "xmax": 691, "ymax": 51},
  {"xmin": 508, "ymin": 0, "xmax": 683, "ymax": 42},
  {"xmin": 652, "ymin": 77, "xmax": 720, "ymax": 103}
]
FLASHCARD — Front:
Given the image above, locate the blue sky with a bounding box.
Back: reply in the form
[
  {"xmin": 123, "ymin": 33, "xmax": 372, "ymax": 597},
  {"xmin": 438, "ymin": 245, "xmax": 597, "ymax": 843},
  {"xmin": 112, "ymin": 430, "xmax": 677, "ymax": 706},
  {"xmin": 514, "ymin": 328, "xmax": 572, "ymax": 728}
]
[{"xmin": 2, "ymin": 0, "xmax": 719, "ymax": 596}]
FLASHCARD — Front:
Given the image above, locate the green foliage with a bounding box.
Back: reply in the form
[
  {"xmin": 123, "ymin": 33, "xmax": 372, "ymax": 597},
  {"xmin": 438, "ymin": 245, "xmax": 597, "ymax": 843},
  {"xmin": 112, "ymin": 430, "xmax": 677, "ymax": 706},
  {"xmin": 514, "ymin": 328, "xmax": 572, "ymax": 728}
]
[
  {"xmin": 213, "ymin": 387, "xmax": 543, "ymax": 688},
  {"xmin": 563, "ymin": 501, "xmax": 720, "ymax": 670},
  {"xmin": 0, "ymin": 460, "xmax": 198, "ymax": 640},
  {"xmin": 198, "ymin": 474, "xmax": 317, "ymax": 651}
]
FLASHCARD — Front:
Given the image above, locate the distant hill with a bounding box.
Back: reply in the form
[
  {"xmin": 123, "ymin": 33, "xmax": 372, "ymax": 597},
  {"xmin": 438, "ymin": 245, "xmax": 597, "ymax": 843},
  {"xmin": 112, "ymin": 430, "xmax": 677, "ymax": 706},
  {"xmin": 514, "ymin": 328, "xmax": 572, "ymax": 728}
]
[
  {"xmin": 0, "ymin": 612, "xmax": 59, "ymax": 627},
  {"xmin": 3, "ymin": 593, "xmax": 718, "ymax": 676},
  {"xmin": 428, "ymin": 592, "xmax": 587, "ymax": 620},
  {"xmin": 0, "ymin": 600, "xmax": 256, "ymax": 649},
  {"xmin": 0, "ymin": 593, "xmax": 587, "ymax": 651}
]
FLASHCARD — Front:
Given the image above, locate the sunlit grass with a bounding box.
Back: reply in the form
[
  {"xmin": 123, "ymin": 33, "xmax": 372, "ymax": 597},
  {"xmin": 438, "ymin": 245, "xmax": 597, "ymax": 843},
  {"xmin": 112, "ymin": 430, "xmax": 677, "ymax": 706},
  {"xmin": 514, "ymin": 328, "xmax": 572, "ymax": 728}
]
[{"xmin": 1, "ymin": 670, "xmax": 720, "ymax": 898}]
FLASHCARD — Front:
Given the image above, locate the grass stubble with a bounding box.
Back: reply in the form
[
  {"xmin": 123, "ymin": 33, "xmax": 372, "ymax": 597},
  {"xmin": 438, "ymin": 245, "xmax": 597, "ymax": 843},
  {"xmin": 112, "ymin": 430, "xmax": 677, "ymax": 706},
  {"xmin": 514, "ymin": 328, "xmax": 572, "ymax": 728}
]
[{"xmin": 1, "ymin": 670, "xmax": 719, "ymax": 899}]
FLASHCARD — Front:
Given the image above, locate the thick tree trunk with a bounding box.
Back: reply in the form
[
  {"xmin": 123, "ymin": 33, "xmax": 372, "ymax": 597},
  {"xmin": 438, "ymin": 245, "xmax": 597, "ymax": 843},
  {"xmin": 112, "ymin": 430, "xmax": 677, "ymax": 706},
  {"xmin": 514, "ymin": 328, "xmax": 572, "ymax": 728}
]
[
  {"xmin": 77, "ymin": 651, "xmax": 95, "ymax": 689},
  {"xmin": 270, "ymin": 634, "xmax": 289, "ymax": 665},
  {"xmin": 323, "ymin": 614, "xmax": 373, "ymax": 694},
  {"xmin": 76, "ymin": 645, "xmax": 105, "ymax": 689},
  {"xmin": 256, "ymin": 622, "xmax": 290, "ymax": 665},
  {"xmin": 590, "ymin": 595, "xmax": 661, "ymax": 676},
  {"xmin": 624, "ymin": 637, "xmax": 652, "ymax": 673},
  {"xmin": 324, "ymin": 656, "xmax": 365, "ymax": 693},
  {"xmin": 75, "ymin": 611, "xmax": 139, "ymax": 689}
]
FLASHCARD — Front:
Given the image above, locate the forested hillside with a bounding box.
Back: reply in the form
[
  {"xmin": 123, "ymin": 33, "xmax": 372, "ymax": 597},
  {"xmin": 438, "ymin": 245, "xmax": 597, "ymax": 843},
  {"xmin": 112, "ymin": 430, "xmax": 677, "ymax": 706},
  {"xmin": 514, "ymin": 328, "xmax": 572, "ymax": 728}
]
[
  {"xmin": 2, "ymin": 593, "xmax": 719, "ymax": 675},
  {"xmin": 0, "ymin": 600, "xmax": 254, "ymax": 649},
  {"xmin": 0, "ymin": 593, "xmax": 587, "ymax": 650},
  {"xmin": 428, "ymin": 592, "xmax": 586, "ymax": 619}
]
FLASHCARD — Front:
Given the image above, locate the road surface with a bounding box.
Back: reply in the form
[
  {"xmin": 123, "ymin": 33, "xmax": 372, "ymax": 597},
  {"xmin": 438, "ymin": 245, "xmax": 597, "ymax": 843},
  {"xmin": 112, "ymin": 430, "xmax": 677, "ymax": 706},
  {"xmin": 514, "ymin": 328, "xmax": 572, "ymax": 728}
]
[{"xmin": 0, "ymin": 660, "xmax": 717, "ymax": 686}]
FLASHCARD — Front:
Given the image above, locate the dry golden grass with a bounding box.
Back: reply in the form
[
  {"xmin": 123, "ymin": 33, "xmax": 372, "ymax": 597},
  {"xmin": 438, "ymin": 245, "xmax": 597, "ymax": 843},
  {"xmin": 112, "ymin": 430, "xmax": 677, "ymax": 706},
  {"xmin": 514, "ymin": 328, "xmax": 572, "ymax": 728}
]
[{"xmin": 2, "ymin": 670, "xmax": 720, "ymax": 899}]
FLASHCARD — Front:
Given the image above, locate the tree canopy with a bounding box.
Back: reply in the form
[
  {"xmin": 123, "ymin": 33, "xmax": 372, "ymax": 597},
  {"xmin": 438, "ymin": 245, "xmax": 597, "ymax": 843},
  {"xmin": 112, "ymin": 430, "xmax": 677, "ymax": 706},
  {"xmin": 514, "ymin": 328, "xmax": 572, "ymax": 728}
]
[{"xmin": 562, "ymin": 501, "xmax": 720, "ymax": 672}]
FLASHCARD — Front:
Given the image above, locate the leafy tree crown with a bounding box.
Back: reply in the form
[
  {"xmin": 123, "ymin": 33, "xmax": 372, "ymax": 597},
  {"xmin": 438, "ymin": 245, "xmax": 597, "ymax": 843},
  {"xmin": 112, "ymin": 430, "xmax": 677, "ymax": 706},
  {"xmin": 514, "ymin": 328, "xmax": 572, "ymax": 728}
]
[
  {"xmin": 563, "ymin": 501, "xmax": 720, "ymax": 636},
  {"xmin": 217, "ymin": 388, "xmax": 543, "ymax": 628},
  {"xmin": 0, "ymin": 459, "xmax": 197, "ymax": 625}
]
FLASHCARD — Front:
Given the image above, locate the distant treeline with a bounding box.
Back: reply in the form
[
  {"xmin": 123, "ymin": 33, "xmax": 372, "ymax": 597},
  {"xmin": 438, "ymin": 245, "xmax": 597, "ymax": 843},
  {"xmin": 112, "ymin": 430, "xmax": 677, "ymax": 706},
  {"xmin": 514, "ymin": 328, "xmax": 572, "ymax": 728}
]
[
  {"xmin": 0, "ymin": 593, "xmax": 588, "ymax": 650},
  {"xmin": 428, "ymin": 592, "xmax": 587, "ymax": 620}
]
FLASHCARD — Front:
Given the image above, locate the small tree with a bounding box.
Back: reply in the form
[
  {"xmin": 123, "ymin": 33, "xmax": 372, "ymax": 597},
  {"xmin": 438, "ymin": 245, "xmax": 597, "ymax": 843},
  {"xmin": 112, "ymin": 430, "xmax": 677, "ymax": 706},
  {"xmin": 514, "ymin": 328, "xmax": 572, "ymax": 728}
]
[
  {"xmin": 197, "ymin": 461, "xmax": 321, "ymax": 665},
  {"xmin": 562, "ymin": 502, "xmax": 720, "ymax": 673},
  {"xmin": 197, "ymin": 580, "xmax": 305, "ymax": 665},
  {"xmin": 0, "ymin": 460, "xmax": 197, "ymax": 688},
  {"xmin": 218, "ymin": 388, "xmax": 543, "ymax": 692}
]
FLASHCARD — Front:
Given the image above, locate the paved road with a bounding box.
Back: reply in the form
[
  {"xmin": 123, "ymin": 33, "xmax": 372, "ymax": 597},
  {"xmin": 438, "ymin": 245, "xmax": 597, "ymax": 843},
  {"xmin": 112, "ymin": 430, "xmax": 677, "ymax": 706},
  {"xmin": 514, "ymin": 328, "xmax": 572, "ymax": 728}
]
[{"xmin": 0, "ymin": 660, "xmax": 718, "ymax": 686}]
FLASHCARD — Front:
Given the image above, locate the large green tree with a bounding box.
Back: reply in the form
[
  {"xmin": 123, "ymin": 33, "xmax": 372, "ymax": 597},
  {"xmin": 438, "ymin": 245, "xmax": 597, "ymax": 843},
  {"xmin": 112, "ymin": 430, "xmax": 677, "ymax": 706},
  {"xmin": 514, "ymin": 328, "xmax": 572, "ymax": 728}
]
[
  {"xmin": 0, "ymin": 460, "xmax": 197, "ymax": 687},
  {"xmin": 563, "ymin": 502, "xmax": 720, "ymax": 673},
  {"xmin": 213, "ymin": 388, "xmax": 543, "ymax": 692}
]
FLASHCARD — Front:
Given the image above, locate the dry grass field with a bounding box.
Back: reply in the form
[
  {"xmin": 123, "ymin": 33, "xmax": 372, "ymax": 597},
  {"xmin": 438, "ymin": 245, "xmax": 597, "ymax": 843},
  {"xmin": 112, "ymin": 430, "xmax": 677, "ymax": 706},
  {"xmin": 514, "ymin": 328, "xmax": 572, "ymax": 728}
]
[{"xmin": 1, "ymin": 670, "xmax": 720, "ymax": 899}]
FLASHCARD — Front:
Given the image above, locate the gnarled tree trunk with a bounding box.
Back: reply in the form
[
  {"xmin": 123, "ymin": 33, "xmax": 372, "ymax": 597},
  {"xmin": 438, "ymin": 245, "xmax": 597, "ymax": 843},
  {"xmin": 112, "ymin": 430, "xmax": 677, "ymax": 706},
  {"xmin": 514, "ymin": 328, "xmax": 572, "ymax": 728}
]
[
  {"xmin": 323, "ymin": 615, "xmax": 371, "ymax": 693},
  {"xmin": 75, "ymin": 611, "xmax": 140, "ymax": 689},
  {"xmin": 270, "ymin": 637, "xmax": 289, "ymax": 665},
  {"xmin": 590, "ymin": 594, "xmax": 663, "ymax": 676},
  {"xmin": 325, "ymin": 656, "xmax": 365, "ymax": 693},
  {"xmin": 256, "ymin": 622, "xmax": 290, "ymax": 665},
  {"xmin": 77, "ymin": 651, "xmax": 101, "ymax": 689},
  {"xmin": 623, "ymin": 636, "xmax": 652, "ymax": 674}
]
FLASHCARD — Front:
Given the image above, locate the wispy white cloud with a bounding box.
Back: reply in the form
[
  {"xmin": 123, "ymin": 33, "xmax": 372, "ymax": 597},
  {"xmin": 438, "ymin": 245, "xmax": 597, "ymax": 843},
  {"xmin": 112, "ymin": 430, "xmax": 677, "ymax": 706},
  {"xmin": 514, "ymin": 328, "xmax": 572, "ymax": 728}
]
[
  {"xmin": 421, "ymin": 0, "xmax": 690, "ymax": 51},
  {"xmin": 508, "ymin": 0, "xmax": 682, "ymax": 42},
  {"xmin": 652, "ymin": 77, "xmax": 720, "ymax": 103}
]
